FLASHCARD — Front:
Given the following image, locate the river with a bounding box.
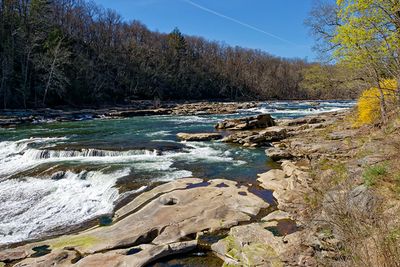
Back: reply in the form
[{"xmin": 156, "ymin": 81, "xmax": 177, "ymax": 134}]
[{"xmin": 0, "ymin": 100, "xmax": 354, "ymax": 246}]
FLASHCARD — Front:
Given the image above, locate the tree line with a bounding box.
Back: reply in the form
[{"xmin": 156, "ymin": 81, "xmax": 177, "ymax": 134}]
[{"xmin": 0, "ymin": 0, "xmax": 355, "ymax": 109}]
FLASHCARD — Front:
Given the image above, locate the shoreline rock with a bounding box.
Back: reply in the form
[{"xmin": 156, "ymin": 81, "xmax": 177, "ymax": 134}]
[
  {"xmin": 176, "ymin": 132, "xmax": 223, "ymax": 141},
  {"xmin": 221, "ymin": 126, "xmax": 287, "ymax": 147},
  {"xmin": 215, "ymin": 114, "xmax": 275, "ymax": 131}
]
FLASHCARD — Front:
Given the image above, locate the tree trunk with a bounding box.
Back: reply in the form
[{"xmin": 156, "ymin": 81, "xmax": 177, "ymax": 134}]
[
  {"xmin": 22, "ymin": 50, "xmax": 31, "ymax": 109},
  {"xmin": 378, "ymin": 86, "xmax": 387, "ymax": 123},
  {"xmin": 1, "ymin": 58, "xmax": 7, "ymax": 109},
  {"xmin": 397, "ymin": 76, "xmax": 400, "ymax": 106},
  {"xmin": 1, "ymin": 75, "xmax": 5, "ymax": 110},
  {"xmin": 42, "ymin": 63, "xmax": 55, "ymax": 106},
  {"xmin": 43, "ymin": 40, "xmax": 62, "ymax": 106}
]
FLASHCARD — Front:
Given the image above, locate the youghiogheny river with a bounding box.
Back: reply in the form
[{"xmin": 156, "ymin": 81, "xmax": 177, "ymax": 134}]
[{"xmin": 0, "ymin": 101, "xmax": 354, "ymax": 245}]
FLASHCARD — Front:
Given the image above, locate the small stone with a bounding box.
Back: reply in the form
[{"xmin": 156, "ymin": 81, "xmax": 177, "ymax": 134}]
[{"xmin": 262, "ymin": 210, "xmax": 292, "ymax": 222}]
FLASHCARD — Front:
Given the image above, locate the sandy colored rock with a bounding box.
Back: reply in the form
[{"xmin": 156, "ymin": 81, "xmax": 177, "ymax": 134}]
[
  {"xmin": 215, "ymin": 114, "xmax": 275, "ymax": 130},
  {"xmin": 176, "ymin": 132, "xmax": 223, "ymax": 141},
  {"xmin": 75, "ymin": 241, "xmax": 197, "ymax": 267},
  {"xmin": 13, "ymin": 249, "xmax": 77, "ymax": 267},
  {"xmin": 262, "ymin": 210, "xmax": 292, "ymax": 222},
  {"xmin": 0, "ymin": 178, "xmax": 269, "ymax": 266},
  {"xmin": 266, "ymin": 147, "xmax": 293, "ymax": 161},
  {"xmin": 257, "ymin": 161, "xmax": 311, "ymax": 213},
  {"xmin": 212, "ymin": 223, "xmax": 284, "ymax": 267}
]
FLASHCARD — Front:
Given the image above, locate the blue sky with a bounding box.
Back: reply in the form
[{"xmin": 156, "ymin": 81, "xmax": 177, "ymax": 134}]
[{"xmin": 93, "ymin": 0, "xmax": 315, "ymax": 60}]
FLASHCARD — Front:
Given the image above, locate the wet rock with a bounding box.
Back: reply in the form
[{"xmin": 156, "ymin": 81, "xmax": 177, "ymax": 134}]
[
  {"xmin": 50, "ymin": 171, "xmax": 66, "ymax": 180},
  {"xmin": 215, "ymin": 114, "xmax": 275, "ymax": 130},
  {"xmin": 176, "ymin": 132, "xmax": 223, "ymax": 141}
]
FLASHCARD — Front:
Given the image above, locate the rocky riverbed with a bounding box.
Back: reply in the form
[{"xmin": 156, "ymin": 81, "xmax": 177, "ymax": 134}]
[{"xmin": 1, "ymin": 109, "xmax": 370, "ymax": 267}]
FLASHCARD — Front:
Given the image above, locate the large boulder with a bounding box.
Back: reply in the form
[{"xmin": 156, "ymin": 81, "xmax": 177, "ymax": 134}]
[
  {"xmin": 176, "ymin": 132, "xmax": 223, "ymax": 141},
  {"xmin": 222, "ymin": 126, "xmax": 287, "ymax": 147},
  {"xmin": 215, "ymin": 114, "xmax": 275, "ymax": 131},
  {"xmin": 211, "ymin": 223, "xmax": 284, "ymax": 266}
]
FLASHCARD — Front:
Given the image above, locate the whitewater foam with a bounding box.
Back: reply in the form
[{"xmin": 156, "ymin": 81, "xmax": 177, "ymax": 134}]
[
  {"xmin": 169, "ymin": 141, "xmax": 247, "ymax": 166},
  {"xmin": 0, "ymin": 168, "xmax": 130, "ymax": 245},
  {"xmin": 244, "ymin": 101, "xmax": 355, "ymax": 118}
]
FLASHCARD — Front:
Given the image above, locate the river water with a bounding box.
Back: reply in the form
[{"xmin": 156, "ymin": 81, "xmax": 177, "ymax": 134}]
[{"xmin": 0, "ymin": 100, "xmax": 354, "ymax": 245}]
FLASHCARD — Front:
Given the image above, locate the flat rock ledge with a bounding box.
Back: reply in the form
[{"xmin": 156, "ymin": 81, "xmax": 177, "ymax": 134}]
[
  {"xmin": 0, "ymin": 178, "xmax": 269, "ymax": 267},
  {"xmin": 257, "ymin": 161, "xmax": 312, "ymax": 214},
  {"xmin": 176, "ymin": 132, "xmax": 223, "ymax": 141},
  {"xmin": 221, "ymin": 126, "xmax": 287, "ymax": 147}
]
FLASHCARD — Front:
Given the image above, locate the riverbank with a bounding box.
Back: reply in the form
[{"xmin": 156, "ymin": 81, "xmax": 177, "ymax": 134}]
[
  {"xmin": 0, "ymin": 101, "xmax": 259, "ymax": 127},
  {"xmin": 5, "ymin": 108, "xmax": 396, "ymax": 266},
  {"xmin": 252, "ymin": 109, "xmax": 400, "ymax": 266},
  {"xmin": 0, "ymin": 100, "xmax": 354, "ymax": 128}
]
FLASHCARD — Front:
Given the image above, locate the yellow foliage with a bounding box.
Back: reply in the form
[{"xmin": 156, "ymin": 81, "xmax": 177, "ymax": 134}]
[{"xmin": 354, "ymin": 79, "xmax": 397, "ymax": 127}]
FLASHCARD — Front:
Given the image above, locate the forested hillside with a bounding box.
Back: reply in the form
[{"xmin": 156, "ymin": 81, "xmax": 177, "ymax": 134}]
[{"xmin": 0, "ymin": 0, "xmax": 355, "ymax": 109}]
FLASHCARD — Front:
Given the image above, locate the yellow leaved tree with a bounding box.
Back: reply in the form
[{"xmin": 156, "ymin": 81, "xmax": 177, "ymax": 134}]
[{"xmin": 354, "ymin": 79, "xmax": 397, "ymax": 127}]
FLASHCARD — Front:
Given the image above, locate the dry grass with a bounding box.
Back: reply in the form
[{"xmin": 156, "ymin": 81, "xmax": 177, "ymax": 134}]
[{"xmin": 306, "ymin": 110, "xmax": 400, "ymax": 266}]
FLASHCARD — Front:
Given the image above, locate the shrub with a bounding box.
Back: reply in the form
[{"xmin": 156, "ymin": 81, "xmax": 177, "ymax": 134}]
[
  {"xmin": 363, "ymin": 164, "xmax": 388, "ymax": 187},
  {"xmin": 354, "ymin": 79, "xmax": 397, "ymax": 127}
]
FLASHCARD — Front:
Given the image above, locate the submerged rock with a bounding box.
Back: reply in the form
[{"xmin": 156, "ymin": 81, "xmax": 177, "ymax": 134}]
[
  {"xmin": 176, "ymin": 132, "xmax": 223, "ymax": 141},
  {"xmin": 50, "ymin": 171, "xmax": 66, "ymax": 180}
]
